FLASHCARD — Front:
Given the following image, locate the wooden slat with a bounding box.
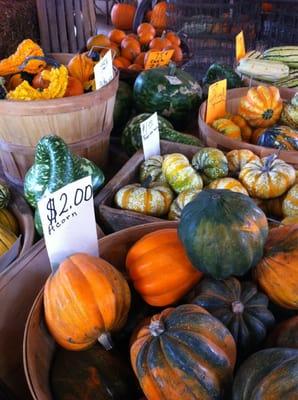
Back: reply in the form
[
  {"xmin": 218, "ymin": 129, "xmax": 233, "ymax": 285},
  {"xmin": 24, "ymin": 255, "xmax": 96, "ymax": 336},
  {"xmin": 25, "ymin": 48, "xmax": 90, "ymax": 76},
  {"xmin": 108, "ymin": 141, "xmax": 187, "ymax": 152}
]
[
  {"xmin": 81, "ymin": 0, "xmax": 91, "ymax": 43},
  {"xmin": 56, "ymin": 0, "xmax": 69, "ymax": 53},
  {"xmin": 65, "ymin": 0, "xmax": 77, "ymax": 53},
  {"xmin": 88, "ymin": 0, "xmax": 97, "ymax": 35},
  {"xmin": 46, "ymin": 0, "xmax": 60, "ymax": 52},
  {"xmin": 74, "ymin": 0, "xmax": 85, "ymax": 51},
  {"xmin": 36, "ymin": 0, "xmax": 51, "ymax": 52}
]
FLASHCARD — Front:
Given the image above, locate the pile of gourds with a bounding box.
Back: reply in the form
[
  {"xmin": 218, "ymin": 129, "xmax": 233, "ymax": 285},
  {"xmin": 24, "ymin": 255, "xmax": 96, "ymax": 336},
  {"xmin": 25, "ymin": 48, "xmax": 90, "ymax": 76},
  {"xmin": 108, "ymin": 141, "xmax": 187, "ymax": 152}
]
[
  {"xmin": 212, "ymin": 85, "xmax": 298, "ymax": 151},
  {"xmin": 0, "ymin": 183, "xmax": 19, "ymax": 257},
  {"xmin": 114, "ymin": 148, "xmax": 298, "ymax": 223},
  {"xmin": 42, "ymin": 189, "xmax": 298, "ymax": 399}
]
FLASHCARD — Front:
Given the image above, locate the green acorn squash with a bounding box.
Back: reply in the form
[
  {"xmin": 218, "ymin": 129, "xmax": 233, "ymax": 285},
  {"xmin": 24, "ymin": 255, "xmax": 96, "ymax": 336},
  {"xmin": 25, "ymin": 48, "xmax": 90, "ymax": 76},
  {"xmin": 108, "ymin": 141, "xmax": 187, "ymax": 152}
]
[
  {"xmin": 257, "ymin": 125, "xmax": 298, "ymax": 151},
  {"xmin": 112, "ymin": 81, "xmax": 133, "ymax": 135},
  {"xmin": 133, "ymin": 65, "xmax": 202, "ymax": 128},
  {"xmin": 178, "ymin": 189, "xmax": 269, "ymax": 279}
]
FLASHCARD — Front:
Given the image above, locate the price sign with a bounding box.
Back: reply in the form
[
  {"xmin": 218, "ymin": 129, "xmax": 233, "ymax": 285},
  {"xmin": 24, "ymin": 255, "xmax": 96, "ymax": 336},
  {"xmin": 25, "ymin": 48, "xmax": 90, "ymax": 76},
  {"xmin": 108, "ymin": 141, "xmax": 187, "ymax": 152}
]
[
  {"xmin": 236, "ymin": 31, "xmax": 246, "ymax": 61},
  {"xmin": 165, "ymin": 75, "xmax": 182, "ymax": 85},
  {"xmin": 38, "ymin": 176, "xmax": 98, "ymax": 271},
  {"xmin": 145, "ymin": 49, "xmax": 174, "ymax": 70},
  {"xmin": 205, "ymin": 79, "xmax": 227, "ymax": 124},
  {"xmin": 140, "ymin": 112, "xmax": 160, "ymax": 160},
  {"xmin": 94, "ymin": 49, "xmax": 114, "ymax": 89}
]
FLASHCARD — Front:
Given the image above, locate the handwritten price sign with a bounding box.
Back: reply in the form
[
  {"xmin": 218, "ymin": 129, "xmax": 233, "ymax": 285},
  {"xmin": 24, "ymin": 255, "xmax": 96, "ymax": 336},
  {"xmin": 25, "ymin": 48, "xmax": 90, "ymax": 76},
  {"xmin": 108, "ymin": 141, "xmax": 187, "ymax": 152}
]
[
  {"xmin": 38, "ymin": 176, "xmax": 98, "ymax": 270},
  {"xmin": 94, "ymin": 49, "xmax": 114, "ymax": 89},
  {"xmin": 205, "ymin": 79, "xmax": 227, "ymax": 124},
  {"xmin": 145, "ymin": 49, "xmax": 174, "ymax": 70},
  {"xmin": 140, "ymin": 112, "xmax": 160, "ymax": 160}
]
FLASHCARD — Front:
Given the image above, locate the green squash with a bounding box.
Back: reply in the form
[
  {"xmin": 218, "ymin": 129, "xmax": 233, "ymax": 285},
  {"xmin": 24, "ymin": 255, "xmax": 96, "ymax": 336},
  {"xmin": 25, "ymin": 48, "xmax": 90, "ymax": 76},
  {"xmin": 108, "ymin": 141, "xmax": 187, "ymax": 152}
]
[
  {"xmin": 0, "ymin": 183, "xmax": 10, "ymax": 209},
  {"xmin": 139, "ymin": 155, "xmax": 166, "ymax": 184},
  {"xmin": 232, "ymin": 348, "xmax": 298, "ymax": 400},
  {"xmin": 121, "ymin": 113, "xmax": 202, "ymax": 156},
  {"xmin": 133, "ymin": 65, "xmax": 202, "ymax": 128},
  {"xmin": 192, "ymin": 148, "xmax": 229, "ymax": 180},
  {"xmin": 178, "ymin": 189, "xmax": 269, "ymax": 279},
  {"xmin": 51, "ymin": 344, "xmax": 137, "ymax": 400},
  {"xmin": 112, "ymin": 81, "xmax": 133, "ymax": 135}
]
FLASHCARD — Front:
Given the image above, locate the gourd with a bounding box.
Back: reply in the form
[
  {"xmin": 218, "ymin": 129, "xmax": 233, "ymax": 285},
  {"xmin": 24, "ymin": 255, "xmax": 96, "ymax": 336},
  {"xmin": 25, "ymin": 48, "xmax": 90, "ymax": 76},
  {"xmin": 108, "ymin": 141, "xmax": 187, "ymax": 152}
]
[
  {"xmin": 139, "ymin": 155, "xmax": 166, "ymax": 184},
  {"xmin": 121, "ymin": 113, "xmax": 202, "ymax": 156},
  {"xmin": 0, "ymin": 183, "xmax": 10, "ymax": 209},
  {"xmin": 192, "ymin": 148, "xmax": 228, "ymax": 180},
  {"xmin": 257, "ymin": 125, "xmax": 298, "ymax": 151},
  {"xmin": 0, "ymin": 225, "xmax": 17, "ymax": 257},
  {"xmin": 168, "ymin": 189, "xmax": 200, "ymax": 220},
  {"xmin": 162, "ymin": 153, "xmax": 203, "ymax": 193},
  {"xmin": 64, "ymin": 76, "xmax": 84, "ymax": 97},
  {"xmin": 68, "ymin": 52, "xmax": 95, "ymax": 89},
  {"xmin": 208, "ymin": 177, "xmax": 248, "ymax": 195},
  {"xmin": 254, "ymin": 224, "xmax": 298, "ymax": 309},
  {"xmin": 212, "ymin": 118, "xmax": 242, "ymax": 140},
  {"xmin": 280, "ymin": 100, "xmax": 298, "ymax": 129},
  {"xmin": 178, "ymin": 189, "xmax": 268, "ymax": 279},
  {"xmin": 133, "ymin": 65, "xmax": 202, "ymax": 128},
  {"xmin": 114, "ymin": 180, "xmax": 173, "ymax": 217},
  {"xmin": 238, "ymin": 85, "xmax": 283, "ymax": 127},
  {"xmin": 113, "ymin": 81, "xmax": 133, "ymax": 134},
  {"xmin": 227, "ymin": 149, "xmax": 260, "ymax": 176},
  {"xmin": 239, "ymin": 154, "xmax": 296, "ymax": 199},
  {"xmin": 130, "ymin": 304, "xmax": 236, "ymax": 400},
  {"xmin": 0, "ymin": 209, "xmax": 18, "ymax": 235},
  {"xmin": 232, "ymin": 348, "xmax": 298, "ymax": 400},
  {"xmin": 125, "ymin": 229, "xmax": 202, "ymax": 306},
  {"xmin": 189, "ymin": 277, "xmax": 275, "ymax": 354},
  {"xmin": 282, "ymin": 184, "xmax": 298, "ymax": 217},
  {"xmin": 44, "ymin": 253, "xmax": 131, "ymax": 351},
  {"xmin": 51, "ymin": 344, "xmax": 136, "ymax": 399},
  {"xmin": 267, "ymin": 316, "xmax": 298, "ymax": 349},
  {"xmin": 230, "ymin": 115, "xmax": 252, "ymax": 141}
]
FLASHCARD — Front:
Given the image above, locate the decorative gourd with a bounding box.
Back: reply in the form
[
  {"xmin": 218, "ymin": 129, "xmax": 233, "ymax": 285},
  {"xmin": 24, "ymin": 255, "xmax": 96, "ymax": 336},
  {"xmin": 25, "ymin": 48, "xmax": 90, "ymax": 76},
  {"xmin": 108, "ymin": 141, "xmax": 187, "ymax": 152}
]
[
  {"xmin": 51, "ymin": 344, "xmax": 136, "ymax": 399},
  {"xmin": 8, "ymin": 73, "xmax": 25, "ymax": 90},
  {"xmin": 282, "ymin": 184, "xmax": 298, "ymax": 217},
  {"xmin": 111, "ymin": 3, "xmax": 136, "ymax": 30},
  {"xmin": 44, "ymin": 253, "xmax": 131, "ymax": 351},
  {"xmin": 208, "ymin": 177, "xmax": 249, "ymax": 195},
  {"xmin": 162, "ymin": 153, "xmax": 203, "ymax": 193},
  {"xmin": 257, "ymin": 125, "xmax": 298, "ymax": 151},
  {"xmin": 64, "ymin": 76, "xmax": 84, "ymax": 97},
  {"xmin": 130, "ymin": 304, "xmax": 236, "ymax": 400},
  {"xmin": 189, "ymin": 277, "xmax": 275, "ymax": 354},
  {"xmin": 239, "ymin": 154, "xmax": 296, "ymax": 199},
  {"xmin": 0, "ymin": 225, "xmax": 17, "ymax": 257},
  {"xmin": 114, "ymin": 180, "xmax": 173, "ymax": 216},
  {"xmin": 232, "ymin": 348, "xmax": 298, "ymax": 400},
  {"xmin": 86, "ymin": 34, "xmax": 111, "ymax": 50},
  {"xmin": 267, "ymin": 316, "xmax": 298, "ymax": 349},
  {"xmin": 254, "ymin": 224, "xmax": 298, "ymax": 309},
  {"xmin": 192, "ymin": 148, "xmax": 228, "ymax": 180},
  {"xmin": 226, "ymin": 149, "xmax": 260, "ymax": 176},
  {"xmin": 133, "ymin": 65, "xmax": 202, "ymax": 128},
  {"xmin": 113, "ymin": 81, "xmax": 133, "ymax": 134},
  {"xmin": 230, "ymin": 115, "xmax": 252, "ymax": 141},
  {"xmin": 282, "ymin": 215, "xmax": 298, "ymax": 225},
  {"xmin": 0, "ymin": 183, "xmax": 10, "ymax": 209},
  {"xmin": 126, "ymin": 229, "xmax": 202, "ymax": 306},
  {"xmin": 251, "ymin": 127, "xmax": 266, "ymax": 144},
  {"xmin": 0, "ymin": 209, "xmax": 18, "ymax": 235},
  {"xmin": 239, "ymin": 86, "xmax": 283, "ymax": 127},
  {"xmin": 68, "ymin": 52, "xmax": 95, "ymax": 88},
  {"xmin": 280, "ymin": 100, "xmax": 298, "ymax": 129},
  {"xmin": 168, "ymin": 189, "xmax": 200, "ymax": 220},
  {"xmin": 212, "ymin": 118, "xmax": 242, "ymax": 140},
  {"xmin": 139, "ymin": 155, "xmax": 166, "ymax": 184},
  {"xmin": 178, "ymin": 189, "xmax": 268, "ymax": 279}
]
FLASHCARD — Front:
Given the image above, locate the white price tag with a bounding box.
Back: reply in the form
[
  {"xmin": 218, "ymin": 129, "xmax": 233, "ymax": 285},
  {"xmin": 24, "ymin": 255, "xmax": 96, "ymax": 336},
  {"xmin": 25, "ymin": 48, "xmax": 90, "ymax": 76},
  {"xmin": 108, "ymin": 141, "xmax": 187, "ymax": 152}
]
[
  {"xmin": 165, "ymin": 75, "xmax": 182, "ymax": 85},
  {"xmin": 94, "ymin": 50, "xmax": 114, "ymax": 90},
  {"xmin": 140, "ymin": 112, "xmax": 160, "ymax": 160},
  {"xmin": 38, "ymin": 176, "xmax": 99, "ymax": 271}
]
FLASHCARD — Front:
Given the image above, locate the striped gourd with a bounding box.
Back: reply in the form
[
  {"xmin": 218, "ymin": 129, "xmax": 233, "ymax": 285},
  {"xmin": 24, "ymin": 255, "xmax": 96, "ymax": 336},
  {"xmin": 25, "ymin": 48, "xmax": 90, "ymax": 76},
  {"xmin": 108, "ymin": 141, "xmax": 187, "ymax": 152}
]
[
  {"xmin": 0, "ymin": 224, "xmax": 17, "ymax": 256},
  {"xmin": 263, "ymin": 46, "xmax": 298, "ymax": 68},
  {"xmin": 282, "ymin": 184, "xmax": 298, "ymax": 217},
  {"xmin": 0, "ymin": 209, "xmax": 19, "ymax": 235},
  {"xmin": 209, "ymin": 177, "xmax": 248, "ymax": 195},
  {"xmin": 237, "ymin": 59, "xmax": 289, "ymax": 82},
  {"xmin": 168, "ymin": 189, "xmax": 201, "ymax": 220}
]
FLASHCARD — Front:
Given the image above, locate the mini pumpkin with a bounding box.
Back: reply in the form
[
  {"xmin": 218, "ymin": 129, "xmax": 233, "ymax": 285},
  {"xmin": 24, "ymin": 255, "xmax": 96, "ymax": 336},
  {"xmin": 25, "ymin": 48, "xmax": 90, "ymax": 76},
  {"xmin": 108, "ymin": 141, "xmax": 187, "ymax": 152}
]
[
  {"xmin": 212, "ymin": 118, "xmax": 242, "ymax": 140},
  {"xmin": 44, "ymin": 253, "xmax": 131, "ymax": 351},
  {"xmin": 209, "ymin": 177, "xmax": 248, "ymax": 195},
  {"xmin": 139, "ymin": 155, "xmax": 166, "ymax": 184},
  {"xmin": 282, "ymin": 184, "xmax": 298, "ymax": 217},
  {"xmin": 239, "ymin": 154, "xmax": 296, "ymax": 199},
  {"xmin": 168, "ymin": 189, "xmax": 200, "ymax": 220},
  {"xmin": 111, "ymin": 3, "xmax": 136, "ymax": 30},
  {"xmin": 126, "ymin": 229, "xmax": 202, "ymax": 306},
  {"xmin": 226, "ymin": 149, "xmax": 260, "ymax": 176},
  {"xmin": 192, "ymin": 148, "xmax": 228, "ymax": 180}
]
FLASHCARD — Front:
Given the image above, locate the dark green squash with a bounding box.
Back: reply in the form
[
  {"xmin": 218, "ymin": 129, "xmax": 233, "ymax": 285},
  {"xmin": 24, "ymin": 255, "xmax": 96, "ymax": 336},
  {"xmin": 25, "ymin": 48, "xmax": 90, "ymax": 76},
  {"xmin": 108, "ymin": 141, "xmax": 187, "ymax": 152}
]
[
  {"xmin": 232, "ymin": 348, "xmax": 298, "ymax": 399},
  {"xmin": 112, "ymin": 81, "xmax": 133, "ymax": 135},
  {"xmin": 257, "ymin": 125, "xmax": 298, "ymax": 150},
  {"xmin": 51, "ymin": 344, "xmax": 137, "ymax": 400},
  {"xmin": 267, "ymin": 316, "xmax": 298, "ymax": 349},
  {"xmin": 189, "ymin": 277, "xmax": 275, "ymax": 354},
  {"xmin": 178, "ymin": 189, "xmax": 269, "ymax": 279}
]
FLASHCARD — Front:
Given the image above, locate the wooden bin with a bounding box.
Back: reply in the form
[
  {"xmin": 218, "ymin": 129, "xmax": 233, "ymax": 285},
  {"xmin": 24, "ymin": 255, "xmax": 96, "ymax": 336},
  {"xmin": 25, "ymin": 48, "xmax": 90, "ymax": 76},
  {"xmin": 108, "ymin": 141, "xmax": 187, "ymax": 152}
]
[
  {"xmin": 198, "ymin": 87, "xmax": 298, "ymax": 168},
  {"xmin": 0, "ymin": 54, "xmax": 119, "ymax": 186},
  {"xmin": 242, "ymin": 76, "xmax": 298, "ymax": 97},
  {"xmin": 95, "ymin": 140, "xmax": 201, "ymax": 232},
  {"xmin": 23, "ymin": 221, "xmax": 177, "ymax": 400}
]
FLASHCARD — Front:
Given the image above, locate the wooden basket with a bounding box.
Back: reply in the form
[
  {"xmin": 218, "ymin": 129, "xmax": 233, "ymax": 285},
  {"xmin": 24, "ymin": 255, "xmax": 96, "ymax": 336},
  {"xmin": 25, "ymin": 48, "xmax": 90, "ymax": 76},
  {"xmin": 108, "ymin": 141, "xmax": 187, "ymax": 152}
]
[
  {"xmin": 198, "ymin": 87, "xmax": 298, "ymax": 168},
  {"xmin": 95, "ymin": 141, "xmax": 201, "ymax": 232},
  {"xmin": 242, "ymin": 76, "xmax": 298, "ymax": 96},
  {"xmin": 23, "ymin": 221, "xmax": 177, "ymax": 400},
  {"xmin": 0, "ymin": 54, "xmax": 119, "ymax": 186}
]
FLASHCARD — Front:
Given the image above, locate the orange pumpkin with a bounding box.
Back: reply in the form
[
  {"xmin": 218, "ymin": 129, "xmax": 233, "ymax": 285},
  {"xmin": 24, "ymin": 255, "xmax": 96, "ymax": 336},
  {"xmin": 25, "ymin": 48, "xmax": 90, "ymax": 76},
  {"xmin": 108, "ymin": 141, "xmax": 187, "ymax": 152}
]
[
  {"xmin": 87, "ymin": 34, "xmax": 111, "ymax": 50},
  {"xmin": 165, "ymin": 44, "xmax": 183, "ymax": 62},
  {"xmin": 150, "ymin": 1, "xmax": 167, "ymax": 33},
  {"xmin": 121, "ymin": 38, "xmax": 141, "ymax": 62},
  {"xmin": 254, "ymin": 224, "xmax": 298, "ymax": 309},
  {"xmin": 111, "ymin": 3, "xmax": 136, "ymax": 30},
  {"xmin": 64, "ymin": 76, "xmax": 84, "ymax": 97},
  {"xmin": 137, "ymin": 23, "xmax": 156, "ymax": 37},
  {"xmin": 149, "ymin": 36, "xmax": 171, "ymax": 51},
  {"xmin": 165, "ymin": 31, "xmax": 181, "ymax": 46},
  {"xmin": 44, "ymin": 253, "xmax": 131, "ymax": 351},
  {"xmin": 134, "ymin": 52, "xmax": 146, "ymax": 67},
  {"xmin": 128, "ymin": 64, "xmax": 143, "ymax": 71},
  {"xmin": 108, "ymin": 29, "xmax": 126, "ymax": 45},
  {"xmin": 113, "ymin": 56, "xmax": 131, "ymax": 69},
  {"xmin": 126, "ymin": 229, "xmax": 202, "ymax": 306},
  {"xmin": 67, "ymin": 53, "xmax": 95, "ymax": 87}
]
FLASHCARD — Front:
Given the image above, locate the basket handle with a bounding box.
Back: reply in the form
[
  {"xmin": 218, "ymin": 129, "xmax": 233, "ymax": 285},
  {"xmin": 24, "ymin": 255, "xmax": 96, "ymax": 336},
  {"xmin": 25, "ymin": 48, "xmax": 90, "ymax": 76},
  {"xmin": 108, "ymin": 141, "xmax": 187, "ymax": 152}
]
[{"xmin": 132, "ymin": 0, "xmax": 153, "ymax": 32}]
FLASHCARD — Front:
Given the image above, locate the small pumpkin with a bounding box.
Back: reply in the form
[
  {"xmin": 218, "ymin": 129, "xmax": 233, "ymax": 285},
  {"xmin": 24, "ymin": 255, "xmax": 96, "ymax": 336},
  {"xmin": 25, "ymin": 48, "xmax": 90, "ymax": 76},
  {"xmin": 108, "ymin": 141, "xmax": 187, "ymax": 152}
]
[
  {"xmin": 0, "ymin": 225, "xmax": 17, "ymax": 256},
  {"xmin": 267, "ymin": 316, "xmax": 298, "ymax": 349},
  {"xmin": 130, "ymin": 304, "xmax": 236, "ymax": 400},
  {"xmin": 239, "ymin": 86, "xmax": 283, "ymax": 128},
  {"xmin": 254, "ymin": 224, "xmax": 298, "ymax": 309},
  {"xmin": 192, "ymin": 147, "xmax": 228, "ymax": 180},
  {"xmin": 208, "ymin": 177, "xmax": 249, "ymax": 195},
  {"xmin": 86, "ymin": 34, "xmax": 111, "ymax": 50},
  {"xmin": 162, "ymin": 153, "xmax": 203, "ymax": 193},
  {"xmin": 0, "ymin": 209, "xmax": 18, "ymax": 235},
  {"xmin": 111, "ymin": 3, "xmax": 136, "ymax": 30},
  {"xmin": 282, "ymin": 215, "xmax": 298, "ymax": 225},
  {"xmin": 150, "ymin": 1, "xmax": 168, "ymax": 33},
  {"xmin": 165, "ymin": 31, "xmax": 181, "ymax": 47},
  {"xmin": 114, "ymin": 180, "xmax": 173, "ymax": 216},
  {"xmin": 139, "ymin": 155, "xmax": 166, "ymax": 184},
  {"xmin": 121, "ymin": 38, "xmax": 141, "ymax": 62},
  {"xmin": 226, "ymin": 149, "xmax": 260, "ymax": 176},
  {"xmin": 282, "ymin": 184, "xmax": 298, "ymax": 217},
  {"xmin": 108, "ymin": 29, "xmax": 126, "ymax": 45},
  {"xmin": 168, "ymin": 189, "xmax": 200, "ymax": 221},
  {"xmin": 230, "ymin": 115, "xmax": 253, "ymax": 141},
  {"xmin": 232, "ymin": 348, "xmax": 298, "ymax": 400},
  {"xmin": 212, "ymin": 118, "xmax": 242, "ymax": 140},
  {"xmin": 44, "ymin": 253, "xmax": 131, "ymax": 351},
  {"xmin": 178, "ymin": 189, "xmax": 268, "ymax": 279},
  {"xmin": 68, "ymin": 52, "xmax": 95, "ymax": 88},
  {"xmin": 64, "ymin": 76, "xmax": 84, "ymax": 97},
  {"xmin": 126, "ymin": 229, "xmax": 202, "ymax": 306},
  {"xmin": 257, "ymin": 125, "xmax": 298, "ymax": 151},
  {"xmin": 0, "ymin": 183, "xmax": 10, "ymax": 209}
]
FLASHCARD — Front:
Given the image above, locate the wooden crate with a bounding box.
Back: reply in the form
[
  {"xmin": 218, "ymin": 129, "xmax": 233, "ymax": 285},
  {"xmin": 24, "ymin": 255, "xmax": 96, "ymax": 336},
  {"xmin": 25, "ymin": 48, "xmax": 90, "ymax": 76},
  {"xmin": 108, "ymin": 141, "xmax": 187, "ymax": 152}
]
[{"xmin": 96, "ymin": 141, "xmax": 201, "ymax": 232}]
